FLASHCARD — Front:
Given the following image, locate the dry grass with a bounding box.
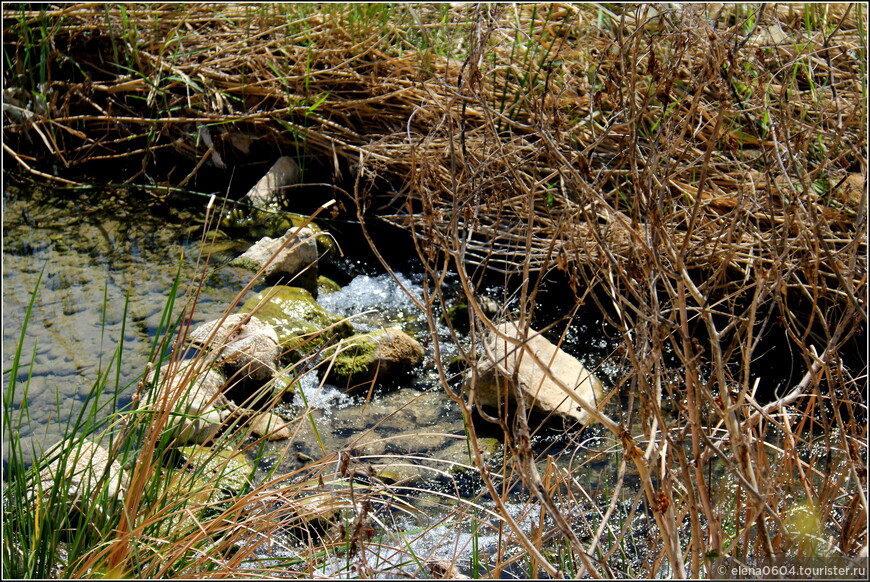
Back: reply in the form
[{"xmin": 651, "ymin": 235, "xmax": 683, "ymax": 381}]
[
  {"xmin": 3, "ymin": 3, "xmax": 864, "ymax": 314},
  {"xmin": 4, "ymin": 2, "xmax": 867, "ymax": 577}
]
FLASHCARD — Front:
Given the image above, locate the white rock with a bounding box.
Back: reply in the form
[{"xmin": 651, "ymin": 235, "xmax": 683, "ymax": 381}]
[
  {"xmin": 470, "ymin": 321, "xmax": 603, "ymax": 424},
  {"xmin": 36, "ymin": 437, "xmax": 128, "ymax": 507},
  {"xmin": 249, "ymin": 411, "xmax": 290, "ymax": 440},
  {"xmin": 244, "ymin": 156, "xmax": 299, "ymax": 208},
  {"xmin": 141, "ymin": 365, "xmax": 232, "ymax": 445},
  {"xmin": 235, "ymin": 227, "xmax": 319, "ymax": 281},
  {"xmin": 189, "ymin": 313, "xmax": 281, "ymax": 381}
]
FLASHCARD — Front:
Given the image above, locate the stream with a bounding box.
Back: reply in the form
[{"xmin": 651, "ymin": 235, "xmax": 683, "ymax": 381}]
[
  {"xmin": 6, "ymin": 178, "xmax": 844, "ymax": 578},
  {"xmin": 2, "ymin": 182, "xmax": 246, "ymax": 465},
  {"xmin": 3, "ymin": 179, "xmax": 636, "ymax": 577}
]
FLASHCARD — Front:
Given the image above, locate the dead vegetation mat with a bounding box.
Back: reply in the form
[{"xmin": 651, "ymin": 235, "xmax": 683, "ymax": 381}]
[
  {"xmin": 3, "ymin": 3, "xmax": 867, "ymax": 365},
  {"xmin": 4, "ymin": 3, "xmax": 868, "ymax": 573}
]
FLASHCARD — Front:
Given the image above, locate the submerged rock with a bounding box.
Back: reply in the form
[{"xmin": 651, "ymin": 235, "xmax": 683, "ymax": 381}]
[
  {"xmin": 252, "ymin": 486, "xmax": 343, "ymax": 540},
  {"xmin": 468, "ymin": 321, "xmax": 603, "ymax": 425},
  {"xmin": 240, "ymin": 285, "xmax": 353, "ymax": 360},
  {"xmin": 335, "ymin": 388, "xmax": 463, "ymax": 441},
  {"xmin": 249, "ymin": 411, "xmax": 291, "ymax": 441},
  {"xmin": 230, "ymin": 227, "xmax": 319, "ymax": 291},
  {"xmin": 323, "ymin": 328, "xmax": 424, "ymax": 388},
  {"xmin": 366, "ymin": 462, "xmax": 426, "ymax": 486},
  {"xmin": 140, "ymin": 365, "xmax": 233, "ymax": 445},
  {"xmin": 188, "ymin": 313, "xmax": 281, "ymax": 381},
  {"xmin": 160, "ymin": 445, "xmax": 253, "ymax": 534}
]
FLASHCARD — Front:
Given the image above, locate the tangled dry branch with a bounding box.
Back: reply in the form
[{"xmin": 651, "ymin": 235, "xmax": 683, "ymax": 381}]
[{"xmin": 3, "ymin": 3, "xmax": 867, "ymax": 574}]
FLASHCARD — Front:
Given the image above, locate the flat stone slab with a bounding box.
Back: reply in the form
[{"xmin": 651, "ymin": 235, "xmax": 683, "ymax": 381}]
[{"xmin": 470, "ymin": 321, "xmax": 603, "ymax": 425}]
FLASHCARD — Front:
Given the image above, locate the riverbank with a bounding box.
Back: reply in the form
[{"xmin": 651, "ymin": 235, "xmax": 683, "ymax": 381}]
[{"xmin": 3, "ymin": 3, "xmax": 867, "ymax": 578}]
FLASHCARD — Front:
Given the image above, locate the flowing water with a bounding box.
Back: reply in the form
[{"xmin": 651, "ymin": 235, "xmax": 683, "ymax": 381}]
[
  {"xmin": 6, "ymin": 179, "xmax": 843, "ymax": 578},
  {"xmin": 3, "ymin": 180, "xmax": 636, "ymax": 575},
  {"xmin": 2, "ymin": 182, "xmax": 249, "ymax": 464}
]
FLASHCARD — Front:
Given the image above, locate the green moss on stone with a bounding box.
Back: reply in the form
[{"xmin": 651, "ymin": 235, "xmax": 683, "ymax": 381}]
[
  {"xmin": 321, "ymin": 329, "xmax": 423, "ymax": 387},
  {"xmin": 178, "ymin": 446, "xmax": 252, "ymax": 496},
  {"xmin": 241, "ymin": 285, "xmax": 353, "ymax": 360},
  {"xmin": 159, "ymin": 446, "xmax": 253, "ymax": 534},
  {"xmin": 316, "ymin": 275, "xmax": 342, "ymax": 295},
  {"xmin": 230, "ymin": 255, "xmax": 262, "ymax": 273},
  {"xmin": 323, "ymin": 334, "xmax": 380, "ymax": 385}
]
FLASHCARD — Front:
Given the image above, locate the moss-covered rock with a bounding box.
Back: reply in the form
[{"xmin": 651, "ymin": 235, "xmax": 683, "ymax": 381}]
[
  {"xmin": 368, "ymin": 463, "xmax": 426, "ymax": 486},
  {"xmin": 178, "ymin": 446, "xmax": 252, "ymax": 496},
  {"xmin": 279, "ymin": 486, "xmax": 344, "ymax": 539},
  {"xmin": 444, "ymin": 294, "xmax": 500, "ymax": 333},
  {"xmin": 159, "ymin": 446, "xmax": 253, "ymax": 535},
  {"xmin": 240, "ymin": 285, "xmax": 353, "ymax": 361},
  {"xmin": 221, "ymin": 208, "xmax": 336, "ymax": 258},
  {"xmin": 266, "ymin": 372, "xmax": 299, "ymax": 402},
  {"xmin": 316, "ymin": 275, "xmax": 342, "ymax": 296},
  {"xmin": 442, "ymin": 437, "xmax": 502, "ymax": 473},
  {"xmin": 323, "ymin": 328, "xmax": 424, "ymax": 388},
  {"xmin": 444, "ymin": 299, "xmax": 470, "ymax": 332}
]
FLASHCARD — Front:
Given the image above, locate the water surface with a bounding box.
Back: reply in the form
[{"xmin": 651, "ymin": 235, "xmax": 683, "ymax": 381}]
[{"xmin": 2, "ymin": 182, "xmax": 244, "ymax": 465}]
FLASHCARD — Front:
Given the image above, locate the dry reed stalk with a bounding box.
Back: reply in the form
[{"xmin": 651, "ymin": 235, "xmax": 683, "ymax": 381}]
[{"xmin": 4, "ymin": 2, "xmax": 866, "ymax": 576}]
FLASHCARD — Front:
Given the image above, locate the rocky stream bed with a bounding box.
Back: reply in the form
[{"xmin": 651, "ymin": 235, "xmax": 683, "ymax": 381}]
[
  {"xmin": 6, "ymin": 156, "xmax": 860, "ymax": 578},
  {"xmin": 3, "ymin": 162, "xmax": 639, "ymax": 577}
]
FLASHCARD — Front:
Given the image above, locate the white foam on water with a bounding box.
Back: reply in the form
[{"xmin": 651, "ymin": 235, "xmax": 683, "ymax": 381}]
[
  {"xmin": 363, "ymin": 499, "xmax": 544, "ymax": 578},
  {"xmin": 319, "ymin": 272, "xmax": 423, "ymax": 332},
  {"xmin": 292, "ymin": 368, "xmax": 353, "ymax": 412}
]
